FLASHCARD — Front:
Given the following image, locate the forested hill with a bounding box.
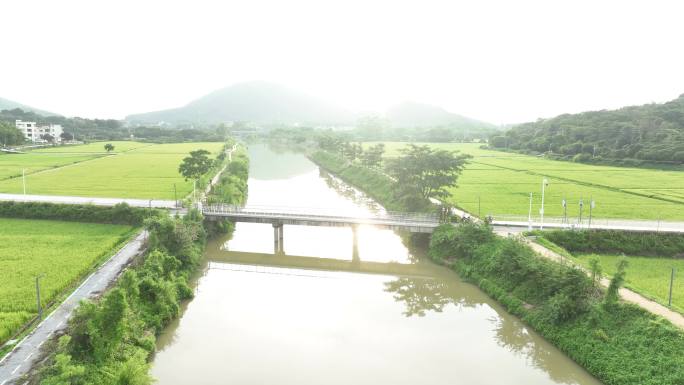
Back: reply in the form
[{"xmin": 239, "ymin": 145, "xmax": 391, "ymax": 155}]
[
  {"xmin": 490, "ymin": 94, "xmax": 684, "ymax": 163},
  {"xmin": 386, "ymin": 101, "xmax": 495, "ymax": 130},
  {"xmin": 0, "ymin": 97, "xmax": 58, "ymax": 116},
  {"xmin": 126, "ymin": 81, "xmax": 354, "ymax": 125}
]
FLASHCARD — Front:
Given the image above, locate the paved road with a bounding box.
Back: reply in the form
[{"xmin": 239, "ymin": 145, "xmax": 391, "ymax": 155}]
[
  {"xmin": 494, "ymin": 219, "xmax": 684, "ymax": 233},
  {"xmin": 0, "ymin": 231, "xmax": 147, "ymax": 385},
  {"xmin": 0, "ymin": 193, "xmax": 177, "ymax": 209}
]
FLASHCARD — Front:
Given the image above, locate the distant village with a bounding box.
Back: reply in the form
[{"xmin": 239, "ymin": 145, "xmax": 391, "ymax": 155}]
[{"xmin": 15, "ymin": 120, "xmax": 64, "ymax": 143}]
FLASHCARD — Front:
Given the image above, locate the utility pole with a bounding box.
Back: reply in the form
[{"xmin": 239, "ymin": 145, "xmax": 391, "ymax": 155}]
[
  {"xmin": 174, "ymin": 183, "xmax": 178, "ymax": 208},
  {"xmin": 22, "ymin": 168, "xmax": 26, "ymax": 195},
  {"xmin": 669, "ymin": 268, "xmax": 675, "ymax": 307},
  {"xmin": 36, "ymin": 274, "xmax": 44, "ymax": 320},
  {"xmin": 528, "ymin": 192, "xmax": 533, "ymax": 231},
  {"xmin": 579, "ymin": 198, "xmax": 584, "ymax": 226},
  {"xmin": 589, "ymin": 197, "xmax": 595, "ymax": 228},
  {"xmin": 540, "ymin": 178, "xmax": 549, "ymax": 230}
]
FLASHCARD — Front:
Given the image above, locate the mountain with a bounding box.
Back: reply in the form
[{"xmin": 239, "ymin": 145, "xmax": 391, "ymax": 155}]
[
  {"xmin": 385, "ymin": 101, "xmax": 495, "ymax": 130},
  {"xmin": 126, "ymin": 81, "xmax": 354, "ymax": 125},
  {"xmin": 0, "ymin": 97, "xmax": 58, "ymax": 116},
  {"xmin": 490, "ymin": 94, "xmax": 684, "ymax": 163}
]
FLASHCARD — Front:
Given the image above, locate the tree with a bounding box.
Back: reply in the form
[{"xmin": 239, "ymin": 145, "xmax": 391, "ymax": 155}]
[
  {"xmin": 360, "ymin": 143, "xmax": 385, "ymax": 168},
  {"xmin": 605, "ymin": 258, "xmax": 628, "ymax": 305},
  {"xmin": 90, "ymin": 288, "xmax": 128, "ymax": 362},
  {"xmin": 0, "ymin": 121, "xmax": 23, "ymax": 146},
  {"xmin": 356, "ymin": 114, "xmax": 389, "ymax": 140},
  {"xmin": 178, "ymin": 149, "xmax": 213, "ymax": 181},
  {"xmin": 342, "ymin": 142, "xmax": 363, "ymax": 162},
  {"xmin": 104, "ymin": 143, "xmax": 115, "ymax": 152},
  {"xmin": 386, "ymin": 144, "xmax": 470, "ymax": 208},
  {"xmin": 588, "ymin": 256, "xmax": 602, "ymax": 288},
  {"xmin": 315, "ymin": 131, "xmax": 347, "ymax": 153},
  {"xmin": 61, "ymin": 132, "xmax": 74, "ymax": 141},
  {"xmin": 41, "ymin": 133, "xmax": 55, "ymax": 143}
]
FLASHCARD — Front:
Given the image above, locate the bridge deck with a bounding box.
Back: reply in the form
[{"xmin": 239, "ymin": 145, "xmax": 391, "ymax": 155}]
[{"xmin": 202, "ymin": 204, "xmax": 440, "ymax": 233}]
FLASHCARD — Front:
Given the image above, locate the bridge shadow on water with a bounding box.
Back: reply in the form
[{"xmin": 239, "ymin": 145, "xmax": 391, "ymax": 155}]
[{"xmin": 202, "ymin": 242, "xmax": 588, "ymax": 385}]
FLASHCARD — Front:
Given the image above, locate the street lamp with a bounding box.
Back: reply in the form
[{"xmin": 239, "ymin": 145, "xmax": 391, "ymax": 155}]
[
  {"xmin": 528, "ymin": 192, "xmax": 533, "ymax": 231},
  {"xmin": 562, "ymin": 197, "xmax": 567, "ymax": 225},
  {"xmin": 540, "ymin": 178, "xmax": 549, "ymax": 230}
]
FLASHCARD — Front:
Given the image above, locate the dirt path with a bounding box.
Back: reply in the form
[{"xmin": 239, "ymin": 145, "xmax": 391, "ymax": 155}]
[{"xmin": 526, "ymin": 240, "xmax": 684, "ymax": 329}]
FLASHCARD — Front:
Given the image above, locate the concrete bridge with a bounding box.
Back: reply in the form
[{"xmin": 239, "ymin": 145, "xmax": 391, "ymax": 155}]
[{"xmin": 201, "ymin": 204, "xmax": 441, "ymax": 254}]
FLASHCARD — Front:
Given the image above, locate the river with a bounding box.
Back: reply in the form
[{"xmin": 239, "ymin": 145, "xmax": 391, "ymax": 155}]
[{"xmin": 151, "ymin": 143, "xmax": 602, "ymax": 385}]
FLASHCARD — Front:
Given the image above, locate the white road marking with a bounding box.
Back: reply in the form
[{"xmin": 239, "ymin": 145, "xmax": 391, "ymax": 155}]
[
  {"xmin": 55, "ymin": 321, "xmax": 63, "ymax": 329},
  {"xmin": 23, "ymin": 353, "xmax": 33, "ymax": 362},
  {"xmin": 36, "ymin": 340, "xmax": 45, "ymax": 348},
  {"xmin": 11, "ymin": 365, "xmax": 21, "ymax": 374},
  {"xmin": 1, "ymin": 379, "xmax": 8, "ymax": 385},
  {"xmin": 66, "ymin": 272, "xmax": 96, "ymax": 301}
]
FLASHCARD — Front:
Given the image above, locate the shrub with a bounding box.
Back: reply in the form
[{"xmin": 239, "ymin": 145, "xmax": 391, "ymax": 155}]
[
  {"xmin": 541, "ymin": 229, "xmax": 684, "ymax": 257},
  {"xmin": 0, "ymin": 201, "xmax": 161, "ymax": 226},
  {"xmin": 39, "ymin": 209, "xmax": 210, "ymax": 384}
]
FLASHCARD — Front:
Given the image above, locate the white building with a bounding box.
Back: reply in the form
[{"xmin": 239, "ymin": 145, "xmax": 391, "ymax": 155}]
[{"xmin": 15, "ymin": 120, "xmax": 63, "ymax": 143}]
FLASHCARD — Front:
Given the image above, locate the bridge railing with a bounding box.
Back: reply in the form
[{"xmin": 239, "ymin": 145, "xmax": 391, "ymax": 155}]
[{"xmin": 201, "ymin": 203, "xmax": 440, "ymax": 224}]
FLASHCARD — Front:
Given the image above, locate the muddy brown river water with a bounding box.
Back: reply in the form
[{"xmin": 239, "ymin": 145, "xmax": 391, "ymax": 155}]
[{"xmin": 151, "ymin": 144, "xmax": 602, "ymax": 385}]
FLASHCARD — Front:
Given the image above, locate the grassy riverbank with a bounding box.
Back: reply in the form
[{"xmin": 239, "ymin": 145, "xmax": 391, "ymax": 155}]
[
  {"xmin": 309, "ymin": 150, "xmax": 426, "ymax": 211},
  {"xmin": 430, "ymin": 223, "xmax": 684, "ymax": 385},
  {"xmin": 32, "ymin": 146, "xmax": 249, "ymax": 385}
]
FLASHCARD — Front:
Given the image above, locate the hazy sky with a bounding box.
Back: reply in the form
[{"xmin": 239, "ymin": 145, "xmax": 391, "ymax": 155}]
[{"xmin": 2, "ymin": 0, "xmax": 684, "ymax": 124}]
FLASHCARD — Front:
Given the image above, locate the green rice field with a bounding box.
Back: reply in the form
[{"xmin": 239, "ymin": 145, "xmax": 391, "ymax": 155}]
[
  {"xmin": 573, "ymin": 253, "xmax": 684, "ymax": 314},
  {"xmin": 0, "ymin": 218, "xmax": 134, "ymax": 343},
  {"xmin": 0, "ymin": 153, "xmax": 102, "ymax": 180},
  {"xmin": 30, "ymin": 141, "xmax": 152, "ymax": 154},
  {"xmin": 0, "ymin": 141, "xmax": 225, "ymax": 199},
  {"xmin": 365, "ymin": 142, "xmax": 684, "ymax": 220}
]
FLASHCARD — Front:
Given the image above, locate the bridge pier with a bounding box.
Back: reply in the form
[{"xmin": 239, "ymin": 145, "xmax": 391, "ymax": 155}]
[
  {"xmin": 273, "ymin": 222, "xmax": 284, "ymax": 254},
  {"xmin": 352, "ymin": 225, "xmax": 359, "ymax": 262}
]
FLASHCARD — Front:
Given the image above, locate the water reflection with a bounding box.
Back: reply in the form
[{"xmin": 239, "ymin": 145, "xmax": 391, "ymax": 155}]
[
  {"xmin": 320, "ymin": 169, "xmax": 383, "ymax": 213},
  {"xmin": 384, "ymin": 273, "xmax": 592, "ymax": 385},
  {"xmin": 384, "ymin": 277, "xmax": 454, "ymax": 317},
  {"xmin": 247, "ymin": 143, "xmax": 315, "ymax": 180}
]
